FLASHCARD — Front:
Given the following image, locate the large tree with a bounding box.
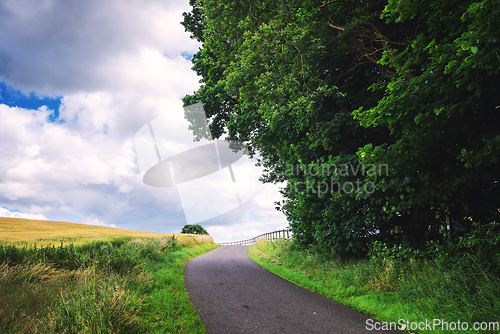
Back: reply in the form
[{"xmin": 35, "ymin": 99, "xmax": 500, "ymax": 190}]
[
  {"xmin": 181, "ymin": 0, "xmax": 500, "ymax": 256},
  {"xmin": 354, "ymin": 0, "xmax": 500, "ymax": 243}
]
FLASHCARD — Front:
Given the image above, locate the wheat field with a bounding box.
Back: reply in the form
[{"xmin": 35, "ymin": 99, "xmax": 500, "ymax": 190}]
[{"xmin": 0, "ymin": 217, "xmax": 213, "ymax": 247}]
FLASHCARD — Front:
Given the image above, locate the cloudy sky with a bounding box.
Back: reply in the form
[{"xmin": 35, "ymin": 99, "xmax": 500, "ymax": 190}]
[{"xmin": 0, "ymin": 0, "xmax": 287, "ymax": 243}]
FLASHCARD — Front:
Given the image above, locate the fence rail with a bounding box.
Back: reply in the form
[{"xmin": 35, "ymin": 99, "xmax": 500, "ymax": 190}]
[{"xmin": 218, "ymin": 229, "xmax": 292, "ymax": 247}]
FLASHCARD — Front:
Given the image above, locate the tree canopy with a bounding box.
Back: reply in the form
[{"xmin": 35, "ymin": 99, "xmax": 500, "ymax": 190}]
[
  {"xmin": 182, "ymin": 0, "xmax": 500, "ymax": 259},
  {"xmin": 181, "ymin": 224, "xmax": 209, "ymax": 235}
]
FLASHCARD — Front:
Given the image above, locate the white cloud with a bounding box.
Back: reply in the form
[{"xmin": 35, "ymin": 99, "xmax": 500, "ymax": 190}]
[
  {"xmin": 25, "ymin": 144, "xmax": 40, "ymax": 158},
  {"xmin": 0, "ymin": 0, "xmax": 199, "ymax": 95},
  {"xmin": 82, "ymin": 215, "xmax": 116, "ymax": 228},
  {"xmin": 0, "ymin": 207, "xmax": 48, "ymax": 220},
  {"xmin": 0, "ymin": 99, "xmax": 288, "ymax": 239},
  {"xmin": 198, "ymin": 181, "xmax": 288, "ymax": 243},
  {"xmin": 0, "ymin": 0, "xmax": 289, "ymax": 242}
]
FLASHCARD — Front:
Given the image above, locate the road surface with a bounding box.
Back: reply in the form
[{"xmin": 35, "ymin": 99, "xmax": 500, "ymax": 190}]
[{"xmin": 185, "ymin": 246, "xmax": 403, "ymax": 333}]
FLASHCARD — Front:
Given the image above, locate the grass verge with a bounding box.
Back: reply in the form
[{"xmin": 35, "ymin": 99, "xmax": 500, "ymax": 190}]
[
  {"xmin": 0, "ymin": 237, "xmax": 218, "ymax": 333},
  {"xmin": 248, "ymin": 240, "xmax": 500, "ymax": 334}
]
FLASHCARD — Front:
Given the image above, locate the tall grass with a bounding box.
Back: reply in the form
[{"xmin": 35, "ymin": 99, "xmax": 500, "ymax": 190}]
[
  {"xmin": 248, "ymin": 240, "xmax": 500, "ymax": 334},
  {"xmin": 0, "ymin": 237, "xmax": 217, "ymax": 333}
]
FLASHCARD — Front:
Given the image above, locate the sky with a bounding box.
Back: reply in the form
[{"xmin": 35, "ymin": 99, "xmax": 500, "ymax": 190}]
[{"xmin": 0, "ymin": 0, "xmax": 288, "ymax": 243}]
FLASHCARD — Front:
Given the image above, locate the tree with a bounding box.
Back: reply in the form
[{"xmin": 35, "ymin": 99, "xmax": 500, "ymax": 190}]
[
  {"xmin": 181, "ymin": 224, "xmax": 209, "ymax": 235},
  {"xmin": 182, "ymin": 0, "xmax": 396, "ymax": 255},
  {"xmin": 353, "ymin": 0, "xmax": 500, "ymax": 242},
  {"xmin": 181, "ymin": 0, "xmax": 500, "ymax": 257}
]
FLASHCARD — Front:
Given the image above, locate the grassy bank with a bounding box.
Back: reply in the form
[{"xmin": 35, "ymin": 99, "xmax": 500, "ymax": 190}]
[
  {"xmin": 248, "ymin": 240, "xmax": 500, "ymax": 334},
  {"xmin": 0, "ymin": 236, "xmax": 218, "ymax": 333}
]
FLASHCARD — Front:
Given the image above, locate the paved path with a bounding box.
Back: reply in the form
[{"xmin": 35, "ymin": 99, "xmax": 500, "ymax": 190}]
[{"xmin": 185, "ymin": 246, "xmax": 403, "ymax": 333}]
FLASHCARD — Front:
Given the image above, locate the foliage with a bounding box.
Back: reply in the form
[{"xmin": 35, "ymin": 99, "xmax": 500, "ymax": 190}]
[
  {"xmin": 181, "ymin": 224, "xmax": 208, "ymax": 235},
  {"xmin": 353, "ymin": 0, "xmax": 500, "ymax": 242},
  {"xmin": 181, "ymin": 224, "xmax": 209, "ymax": 235},
  {"xmin": 182, "ymin": 0, "xmax": 500, "ymax": 257}
]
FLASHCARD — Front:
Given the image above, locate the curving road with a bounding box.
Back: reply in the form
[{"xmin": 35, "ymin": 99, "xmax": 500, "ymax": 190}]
[{"xmin": 185, "ymin": 246, "xmax": 403, "ymax": 334}]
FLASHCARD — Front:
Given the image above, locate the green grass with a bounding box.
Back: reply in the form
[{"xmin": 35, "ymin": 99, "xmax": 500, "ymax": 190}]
[
  {"xmin": 248, "ymin": 240, "xmax": 500, "ymax": 334},
  {"xmin": 0, "ymin": 237, "xmax": 218, "ymax": 333}
]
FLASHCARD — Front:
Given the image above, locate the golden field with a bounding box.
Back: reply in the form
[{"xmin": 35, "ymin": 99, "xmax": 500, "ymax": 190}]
[{"xmin": 0, "ymin": 217, "xmax": 213, "ymax": 247}]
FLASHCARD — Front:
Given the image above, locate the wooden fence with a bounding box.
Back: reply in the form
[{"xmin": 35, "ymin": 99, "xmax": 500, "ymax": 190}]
[{"xmin": 218, "ymin": 229, "xmax": 292, "ymax": 246}]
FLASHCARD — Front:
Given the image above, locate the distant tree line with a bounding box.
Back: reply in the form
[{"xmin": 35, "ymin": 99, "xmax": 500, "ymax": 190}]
[{"xmin": 181, "ymin": 0, "xmax": 500, "ymax": 262}]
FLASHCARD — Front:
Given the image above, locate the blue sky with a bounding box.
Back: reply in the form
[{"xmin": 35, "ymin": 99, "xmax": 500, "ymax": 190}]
[
  {"xmin": 0, "ymin": 0, "xmax": 287, "ymax": 243},
  {"xmin": 0, "ymin": 82, "xmax": 61, "ymax": 120}
]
